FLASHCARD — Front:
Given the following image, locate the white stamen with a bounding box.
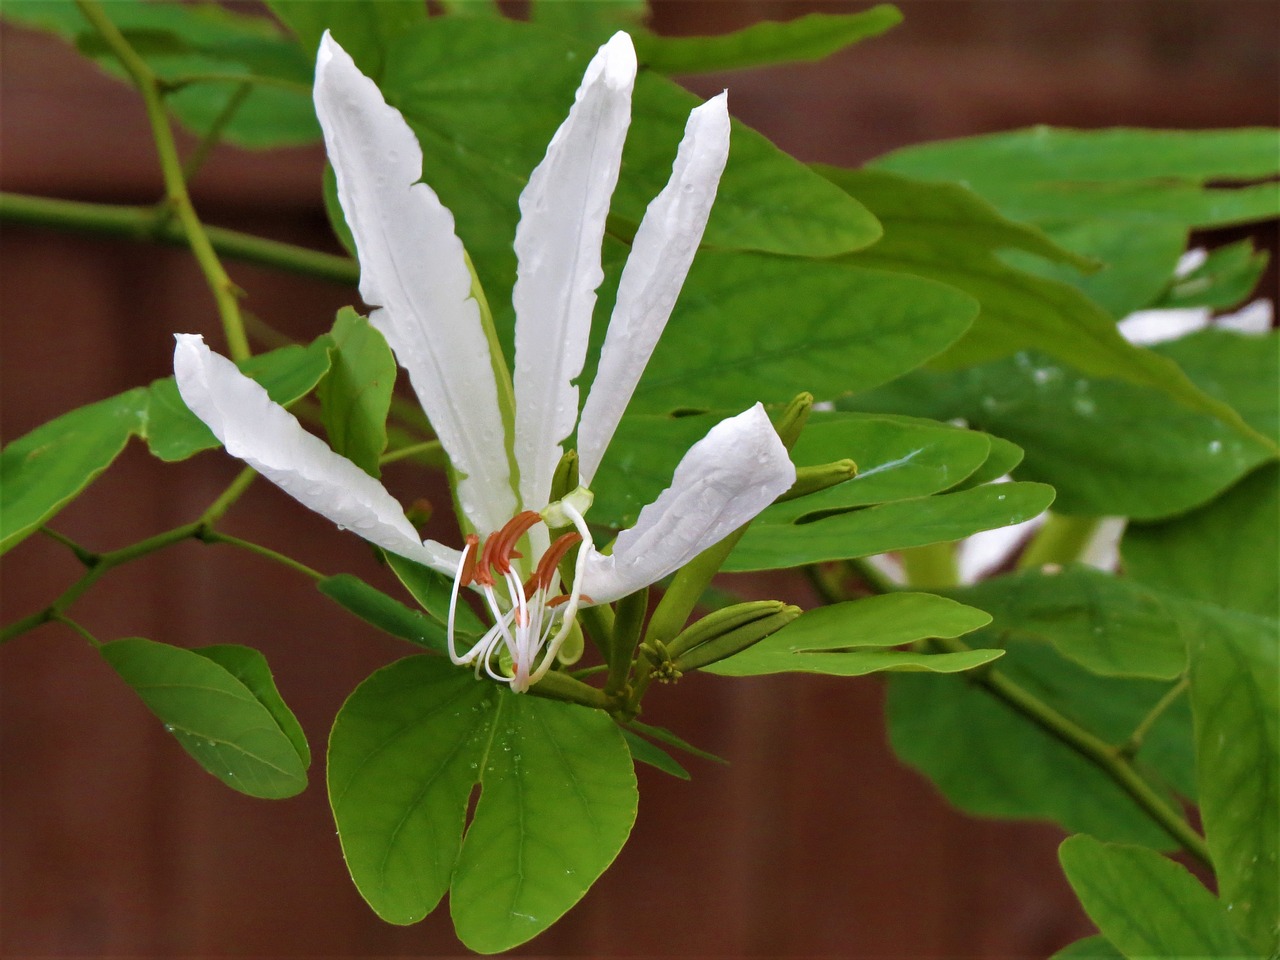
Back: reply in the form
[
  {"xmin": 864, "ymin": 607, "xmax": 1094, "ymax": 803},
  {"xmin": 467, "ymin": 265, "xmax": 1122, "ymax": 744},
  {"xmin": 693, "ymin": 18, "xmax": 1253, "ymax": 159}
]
[
  {"xmin": 447, "ymin": 540, "xmax": 475, "ymax": 665},
  {"xmin": 527, "ymin": 501, "xmax": 593, "ymax": 686}
]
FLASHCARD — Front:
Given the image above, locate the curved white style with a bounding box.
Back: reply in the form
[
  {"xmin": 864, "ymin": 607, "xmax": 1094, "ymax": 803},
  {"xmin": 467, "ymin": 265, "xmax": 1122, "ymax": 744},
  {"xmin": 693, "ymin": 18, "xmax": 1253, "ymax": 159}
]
[{"xmin": 174, "ymin": 31, "xmax": 795, "ymax": 692}]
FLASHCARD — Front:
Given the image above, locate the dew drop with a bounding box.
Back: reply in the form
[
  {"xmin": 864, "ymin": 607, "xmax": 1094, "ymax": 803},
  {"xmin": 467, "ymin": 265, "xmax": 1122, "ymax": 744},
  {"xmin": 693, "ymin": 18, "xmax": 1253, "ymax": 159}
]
[{"xmin": 1208, "ymin": 439, "xmax": 1223, "ymax": 454}]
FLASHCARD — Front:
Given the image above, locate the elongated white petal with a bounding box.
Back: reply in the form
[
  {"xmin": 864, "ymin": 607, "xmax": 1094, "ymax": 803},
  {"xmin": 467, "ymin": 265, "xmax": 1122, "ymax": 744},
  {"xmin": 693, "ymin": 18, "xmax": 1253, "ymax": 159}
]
[
  {"xmin": 512, "ymin": 31, "xmax": 637, "ymax": 511},
  {"xmin": 577, "ymin": 93, "xmax": 730, "ymax": 486},
  {"xmin": 578, "ymin": 404, "xmax": 794, "ymax": 603},
  {"xmin": 314, "ymin": 33, "xmax": 514, "ymax": 536},
  {"xmin": 174, "ymin": 335, "xmax": 460, "ymax": 575}
]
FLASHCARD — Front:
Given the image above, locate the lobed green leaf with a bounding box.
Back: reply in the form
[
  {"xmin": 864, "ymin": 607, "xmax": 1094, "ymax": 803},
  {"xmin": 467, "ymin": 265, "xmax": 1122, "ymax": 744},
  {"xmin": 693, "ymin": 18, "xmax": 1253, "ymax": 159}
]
[{"xmin": 317, "ymin": 309, "xmax": 396, "ymax": 477}]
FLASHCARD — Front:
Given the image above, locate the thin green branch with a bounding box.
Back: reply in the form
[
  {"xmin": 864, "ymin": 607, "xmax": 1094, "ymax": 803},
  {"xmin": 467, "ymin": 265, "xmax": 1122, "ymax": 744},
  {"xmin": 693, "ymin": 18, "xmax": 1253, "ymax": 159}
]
[
  {"xmin": 52, "ymin": 614, "xmax": 102, "ymax": 648},
  {"xmin": 1018, "ymin": 513, "xmax": 1102, "ymax": 571},
  {"xmin": 74, "ymin": 0, "xmax": 251, "ymax": 360},
  {"xmin": 38, "ymin": 527, "xmax": 99, "ymax": 567},
  {"xmin": 198, "ymin": 531, "xmax": 324, "ymax": 582},
  {"xmin": 159, "ymin": 72, "xmax": 310, "ymax": 96},
  {"xmin": 380, "ymin": 440, "xmax": 444, "ymax": 466},
  {"xmin": 1121, "ymin": 676, "xmax": 1189, "ymax": 757},
  {"xmin": 933, "ymin": 635, "xmax": 1210, "ymax": 867},
  {"xmin": 0, "ymin": 192, "xmax": 359, "ymax": 286},
  {"xmin": 180, "ymin": 82, "xmax": 254, "ymax": 184}
]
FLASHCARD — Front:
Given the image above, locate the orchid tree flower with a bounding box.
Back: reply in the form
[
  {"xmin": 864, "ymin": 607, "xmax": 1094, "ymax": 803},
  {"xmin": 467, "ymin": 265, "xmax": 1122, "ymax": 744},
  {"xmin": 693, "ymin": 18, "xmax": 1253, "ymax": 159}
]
[{"xmin": 173, "ymin": 31, "xmax": 795, "ymax": 694}]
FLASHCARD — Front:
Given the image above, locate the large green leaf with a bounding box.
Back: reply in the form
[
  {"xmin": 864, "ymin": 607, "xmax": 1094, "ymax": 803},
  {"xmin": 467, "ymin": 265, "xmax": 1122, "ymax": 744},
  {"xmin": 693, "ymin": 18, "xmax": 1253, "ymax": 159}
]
[
  {"xmin": 875, "ymin": 127, "xmax": 1280, "ymax": 214},
  {"xmin": 378, "ymin": 16, "xmax": 881, "ymax": 318},
  {"xmin": 101, "ymin": 637, "xmax": 308, "ymax": 799},
  {"xmin": 317, "ymin": 574, "xmax": 455, "ymax": 654},
  {"xmin": 850, "ymin": 347, "xmax": 1274, "ymax": 519},
  {"xmin": 328, "ymin": 657, "xmax": 636, "ymax": 951},
  {"xmin": 145, "ymin": 337, "xmax": 333, "ymax": 462},
  {"xmin": 633, "ymin": 6, "xmax": 902, "ymax": 74},
  {"xmin": 317, "ymin": 309, "xmax": 396, "ymax": 477},
  {"xmin": 529, "ymin": 0, "xmax": 646, "ymax": 46},
  {"xmin": 383, "ymin": 551, "xmax": 487, "ymax": 636},
  {"xmin": 726, "ymin": 481, "xmax": 1054, "ymax": 572},
  {"xmin": 1154, "ymin": 328, "xmax": 1279, "ymax": 444},
  {"xmin": 705, "ymin": 593, "xmax": 997, "ymax": 677},
  {"xmin": 2, "ymin": 0, "xmax": 319, "ymax": 147},
  {"xmin": 591, "ymin": 410, "xmax": 994, "ymax": 530},
  {"xmin": 622, "ymin": 254, "xmax": 975, "ymax": 415},
  {"xmin": 267, "ymin": 0, "xmax": 425, "ymax": 80},
  {"xmin": 1058, "ymin": 835, "xmax": 1253, "ymax": 959},
  {"xmin": 0, "ymin": 388, "xmax": 148, "ymax": 553},
  {"xmin": 947, "ymin": 568, "xmax": 1187, "ymax": 680},
  {"xmin": 827, "ymin": 167, "xmax": 1269, "ymax": 447},
  {"xmin": 888, "ymin": 639, "xmax": 1195, "ymax": 846},
  {"xmin": 1048, "ymin": 935, "xmax": 1124, "ymax": 960},
  {"xmin": 1186, "ymin": 603, "xmax": 1280, "ymax": 955},
  {"xmin": 1125, "ymin": 463, "xmax": 1279, "ymax": 621}
]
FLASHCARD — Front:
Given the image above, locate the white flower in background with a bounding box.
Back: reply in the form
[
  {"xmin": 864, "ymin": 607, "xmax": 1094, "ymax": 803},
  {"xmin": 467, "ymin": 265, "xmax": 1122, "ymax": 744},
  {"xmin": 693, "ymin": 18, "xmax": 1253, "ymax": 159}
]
[{"xmin": 174, "ymin": 32, "xmax": 794, "ymax": 692}]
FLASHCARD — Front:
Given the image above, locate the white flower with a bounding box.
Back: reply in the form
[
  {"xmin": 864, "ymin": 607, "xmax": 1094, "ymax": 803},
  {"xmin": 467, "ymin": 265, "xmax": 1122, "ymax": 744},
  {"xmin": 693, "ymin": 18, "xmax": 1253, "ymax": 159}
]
[{"xmin": 174, "ymin": 32, "xmax": 795, "ymax": 693}]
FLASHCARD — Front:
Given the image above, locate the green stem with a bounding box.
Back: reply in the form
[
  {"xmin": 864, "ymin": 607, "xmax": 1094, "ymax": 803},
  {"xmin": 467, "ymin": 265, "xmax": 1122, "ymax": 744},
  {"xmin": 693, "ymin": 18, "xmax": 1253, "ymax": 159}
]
[
  {"xmin": 199, "ymin": 531, "xmax": 324, "ymax": 581},
  {"xmin": 380, "ymin": 440, "xmax": 444, "ymax": 466},
  {"xmin": 0, "ymin": 192, "xmax": 359, "ymax": 285},
  {"xmin": 1121, "ymin": 676, "xmax": 1189, "ymax": 757},
  {"xmin": 52, "ymin": 614, "xmax": 102, "ymax": 648},
  {"xmin": 934, "ymin": 635, "xmax": 1210, "ymax": 867},
  {"xmin": 1017, "ymin": 513, "xmax": 1102, "ymax": 571},
  {"xmin": 77, "ymin": 0, "xmax": 251, "ymax": 360},
  {"xmin": 180, "ymin": 82, "xmax": 254, "ymax": 184},
  {"xmin": 898, "ymin": 541, "xmax": 959, "ymax": 589},
  {"xmin": 159, "ymin": 72, "xmax": 310, "ymax": 96},
  {"xmin": 39, "ymin": 527, "xmax": 99, "ymax": 566},
  {"xmin": 846, "ymin": 557, "xmax": 901, "ymax": 595}
]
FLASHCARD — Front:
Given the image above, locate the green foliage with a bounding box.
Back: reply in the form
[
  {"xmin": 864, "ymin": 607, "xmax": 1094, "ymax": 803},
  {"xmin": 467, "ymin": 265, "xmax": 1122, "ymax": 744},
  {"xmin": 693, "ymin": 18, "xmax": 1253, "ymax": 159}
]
[
  {"xmin": 1059, "ymin": 836, "xmax": 1253, "ymax": 958},
  {"xmin": 317, "ymin": 573, "xmax": 453, "ymax": 654},
  {"xmin": 328, "ymin": 656, "xmax": 636, "ymax": 952},
  {"xmin": 633, "ymin": 6, "xmax": 902, "ymax": 74},
  {"xmin": 530, "ymin": 0, "xmax": 647, "ymax": 46},
  {"xmin": 101, "ymin": 637, "xmax": 309, "ymax": 798},
  {"xmin": 947, "ymin": 567, "xmax": 1188, "ymax": 680},
  {"xmin": 383, "ymin": 551, "xmax": 487, "ymax": 636},
  {"xmin": 1, "ymin": 0, "xmax": 319, "ymax": 147},
  {"xmin": 1048, "ymin": 935, "xmax": 1124, "ymax": 960},
  {"xmin": 0, "ymin": 388, "xmax": 148, "ymax": 553},
  {"xmin": 621, "ymin": 729, "xmax": 690, "ymax": 780},
  {"xmin": 727, "ymin": 480, "xmax": 1055, "ymax": 572},
  {"xmin": 888, "ymin": 639, "xmax": 1194, "ymax": 846},
  {"xmin": 1149, "ymin": 240, "xmax": 1269, "ymax": 311},
  {"xmin": 705, "ymin": 593, "xmax": 997, "ymax": 677},
  {"xmin": 317, "ymin": 309, "xmax": 396, "ymax": 477},
  {"xmin": 266, "ymin": 0, "xmax": 425, "ymax": 80},
  {"xmin": 1186, "ymin": 604, "xmax": 1280, "ymax": 954}
]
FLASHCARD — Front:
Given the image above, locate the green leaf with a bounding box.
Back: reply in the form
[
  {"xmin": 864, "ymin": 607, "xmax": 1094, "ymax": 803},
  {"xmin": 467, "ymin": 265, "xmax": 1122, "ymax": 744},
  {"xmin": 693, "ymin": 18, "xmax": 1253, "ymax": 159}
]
[
  {"xmin": 3, "ymin": 0, "xmax": 319, "ymax": 147},
  {"xmin": 623, "ymin": 719, "xmax": 727, "ymax": 766},
  {"xmin": 267, "ymin": 0, "xmax": 426, "ymax": 80},
  {"xmin": 192, "ymin": 644, "xmax": 310, "ymax": 767},
  {"xmin": 1048, "ymin": 935, "xmax": 1124, "ymax": 960},
  {"xmin": 633, "ymin": 6, "xmax": 902, "ymax": 74},
  {"xmin": 328, "ymin": 657, "xmax": 637, "ymax": 952},
  {"xmin": 592, "ymin": 411, "xmax": 993, "ymax": 530},
  {"xmin": 530, "ymin": 0, "xmax": 646, "ymax": 46},
  {"xmin": 621, "ymin": 254, "xmax": 976, "ymax": 415},
  {"xmin": 101, "ymin": 637, "xmax": 308, "ymax": 799},
  {"xmin": 888, "ymin": 639, "xmax": 1194, "ymax": 846},
  {"xmin": 1125, "ymin": 463, "xmax": 1279, "ymax": 621},
  {"xmin": 826, "ymin": 167, "xmax": 1269, "ymax": 444},
  {"xmin": 450, "ymin": 689, "xmax": 638, "ymax": 952},
  {"xmin": 1150, "ymin": 240, "xmax": 1269, "ymax": 311},
  {"xmin": 144, "ymin": 337, "xmax": 333, "ymax": 462},
  {"xmin": 317, "ymin": 573, "xmax": 454, "ymax": 653},
  {"xmin": 0, "ymin": 388, "xmax": 148, "ymax": 553},
  {"xmin": 946, "ymin": 567, "xmax": 1187, "ymax": 680},
  {"xmin": 726, "ymin": 481, "xmax": 1055, "ymax": 572},
  {"xmin": 621, "ymin": 729, "xmax": 690, "ymax": 780},
  {"xmin": 317, "ymin": 309, "xmax": 396, "ymax": 477},
  {"xmin": 383, "ymin": 551, "xmax": 487, "ymax": 636},
  {"xmin": 1154, "ymin": 328, "xmax": 1279, "ymax": 444},
  {"xmin": 1186, "ymin": 604, "xmax": 1280, "ymax": 955},
  {"xmin": 705, "ymin": 593, "xmax": 996, "ymax": 677},
  {"xmin": 850, "ymin": 348, "xmax": 1274, "ymax": 519},
  {"xmin": 378, "ymin": 16, "xmax": 880, "ymax": 320},
  {"xmin": 953, "ymin": 434, "xmax": 1024, "ymax": 490},
  {"xmin": 1058, "ymin": 835, "xmax": 1254, "ymax": 959}
]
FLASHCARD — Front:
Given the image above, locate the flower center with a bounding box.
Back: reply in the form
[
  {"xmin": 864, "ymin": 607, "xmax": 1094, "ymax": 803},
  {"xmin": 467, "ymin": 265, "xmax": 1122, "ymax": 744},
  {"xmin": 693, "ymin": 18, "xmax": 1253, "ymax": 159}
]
[{"xmin": 446, "ymin": 503, "xmax": 593, "ymax": 692}]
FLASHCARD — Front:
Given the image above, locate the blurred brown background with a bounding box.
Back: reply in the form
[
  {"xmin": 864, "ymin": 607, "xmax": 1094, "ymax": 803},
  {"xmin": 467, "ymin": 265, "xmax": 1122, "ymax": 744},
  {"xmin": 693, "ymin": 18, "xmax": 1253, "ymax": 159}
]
[{"xmin": 2, "ymin": 2, "xmax": 1277, "ymax": 956}]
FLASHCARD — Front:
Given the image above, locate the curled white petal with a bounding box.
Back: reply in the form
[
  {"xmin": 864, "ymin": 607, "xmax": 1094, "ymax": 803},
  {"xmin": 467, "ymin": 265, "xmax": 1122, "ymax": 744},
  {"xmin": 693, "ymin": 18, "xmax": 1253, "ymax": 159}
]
[
  {"xmin": 577, "ymin": 92, "xmax": 731, "ymax": 486},
  {"xmin": 578, "ymin": 403, "xmax": 795, "ymax": 603},
  {"xmin": 512, "ymin": 31, "xmax": 637, "ymax": 512},
  {"xmin": 1118, "ymin": 307, "xmax": 1212, "ymax": 346},
  {"xmin": 314, "ymin": 33, "xmax": 514, "ymax": 536},
  {"xmin": 173, "ymin": 334, "xmax": 460, "ymax": 574}
]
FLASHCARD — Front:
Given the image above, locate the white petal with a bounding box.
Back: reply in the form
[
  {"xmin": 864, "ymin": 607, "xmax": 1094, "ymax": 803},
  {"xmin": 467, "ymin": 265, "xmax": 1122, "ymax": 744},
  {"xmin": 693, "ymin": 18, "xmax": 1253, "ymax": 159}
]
[
  {"xmin": 1216, "ymin": 298, "xmax": 1273, "ymax": 335},
  {"xmin": 577, "ymin": 93, "xmax": 730, "ymax": 486},
  {"xmin": 173, "ymin": 335, "xmax": 461, "ymax": 575},
  {"xmin": 512, "ymin": 31, "xmax": 637, "ymax": 512},
  {"xmin": 1118, "ymin": 307, "xmax": 1211, "ymax": 345},
  {"xmin": 314, "ymin": 33, "xmax": 514, "ymax": 536},
  {"xmin": 578, "ymin": 403, "xmax": 795, "ymax": 603}
]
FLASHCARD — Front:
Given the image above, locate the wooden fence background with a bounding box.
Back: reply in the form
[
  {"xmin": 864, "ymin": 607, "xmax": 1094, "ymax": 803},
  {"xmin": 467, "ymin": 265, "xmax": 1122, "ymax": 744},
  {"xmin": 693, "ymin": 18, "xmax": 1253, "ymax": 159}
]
[{"xmin": 2, "ymin": 2, "xmax": 1276, "ymax": 955}]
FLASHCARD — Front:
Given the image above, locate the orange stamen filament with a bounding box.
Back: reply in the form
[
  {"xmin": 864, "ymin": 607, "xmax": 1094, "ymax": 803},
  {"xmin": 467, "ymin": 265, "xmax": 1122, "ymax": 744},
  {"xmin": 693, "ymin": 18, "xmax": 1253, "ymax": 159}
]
[{"xmin": 523, "ymin": 531, "xmax": 582, "ymax": 597}]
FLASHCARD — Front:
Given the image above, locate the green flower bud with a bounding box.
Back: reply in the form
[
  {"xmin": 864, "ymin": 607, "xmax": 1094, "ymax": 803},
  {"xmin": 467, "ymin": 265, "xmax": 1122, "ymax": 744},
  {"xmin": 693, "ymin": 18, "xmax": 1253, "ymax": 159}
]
[
  {"xmin": 674, "ymin": 605, "xmax": 802, "ymax": 672},
  {"xmin": 776, "ymin": 459, "xmax": 858, "ymax": 502}
]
